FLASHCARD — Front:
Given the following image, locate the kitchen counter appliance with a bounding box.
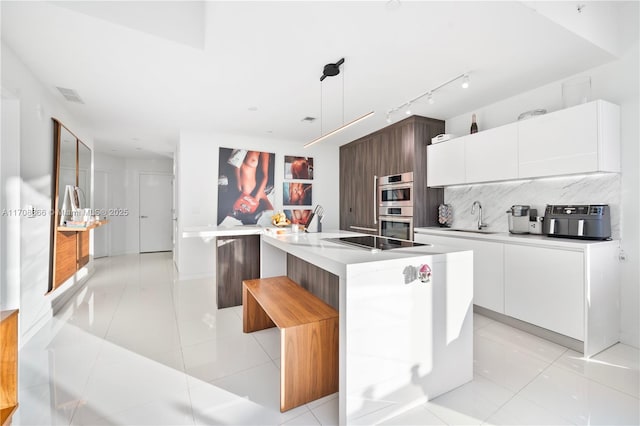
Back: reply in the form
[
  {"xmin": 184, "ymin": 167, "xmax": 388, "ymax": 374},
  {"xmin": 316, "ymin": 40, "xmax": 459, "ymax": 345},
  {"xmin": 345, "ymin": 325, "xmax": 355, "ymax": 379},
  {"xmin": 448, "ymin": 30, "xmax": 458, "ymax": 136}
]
[
  {"xmin": 543, "ymin": 204, "xmax": 611, "ymax": 240},
  {"xmin": 506, "ymin": 205, "xmax": 535, "ymax": 234}
]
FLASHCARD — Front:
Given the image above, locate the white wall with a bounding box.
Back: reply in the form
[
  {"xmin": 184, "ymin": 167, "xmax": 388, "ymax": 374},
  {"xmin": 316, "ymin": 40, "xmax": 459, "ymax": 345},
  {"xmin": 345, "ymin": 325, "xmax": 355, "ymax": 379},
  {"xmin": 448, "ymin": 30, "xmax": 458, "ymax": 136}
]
[
  {"xmin": 1, "ymin": 42, "xmax": 95, "ymax": 344},
  {"xmin": 94, "ymin": 152, "xmax": 173, "ymax": 256},
  {"xmin": 1, "ymin": 93, "xmax": 20, "ymax": 311},
  {"xmin": 176, "ymin": 131, "xmax": 340, "ymax": 280},
  {"xmin": 445, "ymin": 42, "xmax": 640, "ymax": 348}
]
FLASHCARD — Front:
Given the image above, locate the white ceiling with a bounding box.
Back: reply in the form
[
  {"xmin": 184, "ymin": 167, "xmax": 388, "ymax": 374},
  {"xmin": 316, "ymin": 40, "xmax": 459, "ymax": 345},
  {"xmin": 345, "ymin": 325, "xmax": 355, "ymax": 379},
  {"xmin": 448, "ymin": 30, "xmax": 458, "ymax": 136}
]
[{"xmin": 2, "ymin": 1, "xmax": 638, "ymax": 158}]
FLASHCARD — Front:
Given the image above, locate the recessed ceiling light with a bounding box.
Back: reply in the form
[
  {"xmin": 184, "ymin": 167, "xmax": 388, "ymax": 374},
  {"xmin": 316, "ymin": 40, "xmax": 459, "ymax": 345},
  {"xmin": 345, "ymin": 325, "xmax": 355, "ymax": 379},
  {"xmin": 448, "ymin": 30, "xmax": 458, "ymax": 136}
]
[
  {"xmin": 266, "ymin": 130, "xmax": 273, "ymax": 133},
  {"xmin": 136, "ymin": 147, "xmax": 142, "ymax": 151},
  {"xmin": 248, "ymin": 106, "xmax": 258, "ymax": 111}
]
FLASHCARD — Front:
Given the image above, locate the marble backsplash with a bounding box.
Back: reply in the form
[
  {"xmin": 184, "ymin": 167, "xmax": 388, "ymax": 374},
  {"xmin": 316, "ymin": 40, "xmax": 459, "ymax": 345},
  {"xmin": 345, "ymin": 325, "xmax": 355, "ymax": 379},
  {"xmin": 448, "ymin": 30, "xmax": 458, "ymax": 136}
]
[{"xmin": 442, "ymin": 173, "xmax": 621, "ymax": 239}]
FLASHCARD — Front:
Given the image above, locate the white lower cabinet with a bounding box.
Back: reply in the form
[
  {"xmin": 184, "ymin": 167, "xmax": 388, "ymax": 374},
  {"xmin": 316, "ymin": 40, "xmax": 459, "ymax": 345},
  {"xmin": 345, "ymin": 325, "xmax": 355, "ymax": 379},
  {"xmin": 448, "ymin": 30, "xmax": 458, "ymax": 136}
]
[
  {"xmin": 415, "ymin": 229, "xmax": 620, "ymax": 357},
  {"xmin": 414, "ymin": 233, "xmax": 504, "ymax": 313},
  {"xmin": 504, "ymin": 244, "xmax": 584, "ymax": 340}
]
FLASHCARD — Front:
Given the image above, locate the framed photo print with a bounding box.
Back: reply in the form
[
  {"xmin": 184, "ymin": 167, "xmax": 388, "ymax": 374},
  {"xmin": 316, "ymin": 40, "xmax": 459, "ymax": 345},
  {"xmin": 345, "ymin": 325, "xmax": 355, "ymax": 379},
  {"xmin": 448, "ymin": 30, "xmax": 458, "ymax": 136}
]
[
  {"xmin": 217, "ymin": 148, "xmax": 275, "ymax": 225},
  {"xmin": 283, "ymin": 182, "xmax": 312, "ymax": 206},
  {"xmin": 284, "ymin": 156, "xmax": 313, "ymax": 180}
]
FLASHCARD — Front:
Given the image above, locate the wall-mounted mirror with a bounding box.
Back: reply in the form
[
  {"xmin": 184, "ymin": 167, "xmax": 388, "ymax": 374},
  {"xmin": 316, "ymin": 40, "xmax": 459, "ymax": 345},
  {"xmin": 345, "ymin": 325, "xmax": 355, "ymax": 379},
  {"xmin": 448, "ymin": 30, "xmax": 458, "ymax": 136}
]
[
  {"xmin": 49, "ymin": 119, "xmax": 96, "ymax": 293},
  {"xmin": 78, "ymin": 141, "xmax": 91, "ymax": 211},
  {"xmin": 57, "ymin": 126, "xmax": 77, "ymax": 225}
]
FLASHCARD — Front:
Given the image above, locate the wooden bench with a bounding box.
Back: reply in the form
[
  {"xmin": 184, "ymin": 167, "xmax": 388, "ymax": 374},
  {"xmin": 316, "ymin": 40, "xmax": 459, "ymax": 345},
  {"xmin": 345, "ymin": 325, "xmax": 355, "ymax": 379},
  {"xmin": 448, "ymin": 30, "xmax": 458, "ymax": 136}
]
[{"xmin": 242, "ymin": 276, "xmax": 338, "ymax": 412}]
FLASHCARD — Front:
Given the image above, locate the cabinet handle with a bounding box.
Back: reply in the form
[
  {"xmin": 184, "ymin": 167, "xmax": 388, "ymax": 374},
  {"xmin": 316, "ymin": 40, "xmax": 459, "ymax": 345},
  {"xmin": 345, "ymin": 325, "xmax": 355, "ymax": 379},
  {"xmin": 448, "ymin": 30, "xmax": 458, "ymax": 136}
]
[
  {"xmin": 350, "ymin": 226, "xmax": 377, "ymax": 232},
  {"xmin": 140, "ymin": 216, "xmax": 149, "ymax": 219},
  {"xmin": 373, "ymin": 175, "xmax": 378, "ymax": 225}
]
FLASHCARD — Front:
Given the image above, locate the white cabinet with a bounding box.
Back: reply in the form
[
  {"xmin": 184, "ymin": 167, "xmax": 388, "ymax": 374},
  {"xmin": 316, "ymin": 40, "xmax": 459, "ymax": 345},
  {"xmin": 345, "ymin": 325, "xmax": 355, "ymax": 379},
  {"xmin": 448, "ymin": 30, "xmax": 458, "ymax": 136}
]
[
  {"xmin": 414, "ymin": 228, "xmax": 620, "ymax": 357},
  {"xmin": 414, "ymin": 233, "xmax": 504, "ymax": 313},
  {"xmin": 518, "ymin": 100, "xmax": 620, "ymax": 178},
  {"xmin": 427, "ymin": 100, "xmax": 620, "ymax": 187},
  {"xmin": 465, "ymin": 124, "xmax": 518, "ymax": 183},
  {"xmin": 427, "ymin": 138, "xmax": 465, "ymax": 186},
  {"xmin": 504, "ymin": 244, "xmax": 584, "ymax": 340}
]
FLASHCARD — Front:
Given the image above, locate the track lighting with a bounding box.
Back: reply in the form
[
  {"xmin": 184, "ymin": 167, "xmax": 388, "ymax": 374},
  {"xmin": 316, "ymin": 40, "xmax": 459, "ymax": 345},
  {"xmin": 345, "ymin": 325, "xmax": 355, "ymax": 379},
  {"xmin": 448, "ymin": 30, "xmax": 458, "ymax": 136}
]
[
  {"xmin": 386, "ymin": 71, "xmax": 471, "ymax": 120},
  {"xmin": 461, "ymin": 74, "xmax": 470, "ymax": 89}
]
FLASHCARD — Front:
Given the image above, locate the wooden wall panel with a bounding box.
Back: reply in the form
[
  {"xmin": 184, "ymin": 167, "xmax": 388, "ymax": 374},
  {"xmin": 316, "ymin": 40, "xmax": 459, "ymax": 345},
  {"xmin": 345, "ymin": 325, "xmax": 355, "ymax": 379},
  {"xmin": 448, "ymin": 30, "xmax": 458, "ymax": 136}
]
[
  {"xmin": 339, "ymin": 115, "xmax": 445, "ymax": 234},
  {"xmin": 54, "ymin": 231, "xmax": 77, "ymax": 288},
  {"xmin": 286, "ymin": 254, "xmax": 339, "ymax": 310},
  {"xmin": 78, "ymin": 231, "xmax": 90, "ymax": 268}
]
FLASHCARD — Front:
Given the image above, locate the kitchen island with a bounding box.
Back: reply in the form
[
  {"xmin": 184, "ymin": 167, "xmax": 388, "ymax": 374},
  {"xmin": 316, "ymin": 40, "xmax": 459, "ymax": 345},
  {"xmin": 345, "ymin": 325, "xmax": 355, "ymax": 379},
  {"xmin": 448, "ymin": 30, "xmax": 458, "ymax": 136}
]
[{"xmin": 260, "ymin": 230, "xmax": 473, "ymax": 425}]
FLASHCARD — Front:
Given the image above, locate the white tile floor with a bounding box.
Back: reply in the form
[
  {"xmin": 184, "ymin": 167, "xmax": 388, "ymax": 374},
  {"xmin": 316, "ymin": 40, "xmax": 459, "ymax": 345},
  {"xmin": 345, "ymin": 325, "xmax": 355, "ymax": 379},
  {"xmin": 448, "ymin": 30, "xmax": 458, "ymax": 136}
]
[{"xmin": 16, "ymin": 253, "xmax": 639, "ymax": 425}]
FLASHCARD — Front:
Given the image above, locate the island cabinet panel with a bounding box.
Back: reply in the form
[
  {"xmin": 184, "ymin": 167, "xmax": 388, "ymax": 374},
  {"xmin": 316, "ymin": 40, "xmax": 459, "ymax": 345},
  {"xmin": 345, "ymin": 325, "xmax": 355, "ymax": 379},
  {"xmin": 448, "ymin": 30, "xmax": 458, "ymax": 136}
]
[
  {"xmin": 286, "ymin": 254, "xmax": 339, "ymax": 310},
  {"xmin": 340, "ymin": 115, "xmax": 444, "ymax": 233},
  {"xmin": 216, "ymin": 234, "xmax": 261, "ymax": 308}
]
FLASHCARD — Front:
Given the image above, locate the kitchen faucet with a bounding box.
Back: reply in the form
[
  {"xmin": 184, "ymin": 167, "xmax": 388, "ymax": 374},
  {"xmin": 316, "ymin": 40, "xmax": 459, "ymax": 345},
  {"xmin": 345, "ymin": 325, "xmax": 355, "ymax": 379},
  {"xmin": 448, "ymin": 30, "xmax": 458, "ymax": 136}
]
[{"xmin": 471, "ymin": 201, "xmax": 488, "ymax": 230}]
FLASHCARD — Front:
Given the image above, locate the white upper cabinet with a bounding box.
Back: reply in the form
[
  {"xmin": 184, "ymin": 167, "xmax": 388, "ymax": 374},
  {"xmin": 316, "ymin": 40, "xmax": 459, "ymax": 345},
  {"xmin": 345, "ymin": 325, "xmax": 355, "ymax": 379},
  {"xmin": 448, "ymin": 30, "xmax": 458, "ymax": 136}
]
[
  {"xmin": 518, "ymin": 100, "xmax": 620, "ymax": 178},
  {"xmin": 465, "ymin": 124, "xmax": 519, "ymax": 183},
  {"xmin": 427, "ymin": 138, "xmax": 465, "ymax": 186},
  {"xmin": 427, "ymin": 100, "xmax": 620, "ymax": 187}
]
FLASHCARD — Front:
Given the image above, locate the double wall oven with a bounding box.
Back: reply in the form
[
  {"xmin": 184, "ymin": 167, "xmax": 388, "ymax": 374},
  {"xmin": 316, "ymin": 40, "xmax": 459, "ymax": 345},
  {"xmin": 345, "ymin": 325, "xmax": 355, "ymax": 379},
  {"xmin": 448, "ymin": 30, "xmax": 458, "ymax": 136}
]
[{"xmin": 378, "ymin": 172, "xmax": 414, "ymax": 240}]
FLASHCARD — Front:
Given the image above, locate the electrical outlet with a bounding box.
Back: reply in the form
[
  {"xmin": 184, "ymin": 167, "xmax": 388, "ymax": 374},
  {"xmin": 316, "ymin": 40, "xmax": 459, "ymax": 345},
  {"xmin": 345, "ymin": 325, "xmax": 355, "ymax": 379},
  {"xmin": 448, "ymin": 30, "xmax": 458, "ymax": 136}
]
[{"xmin": 619, "ymin": 250, "xmax": 627, "ymax": 262}]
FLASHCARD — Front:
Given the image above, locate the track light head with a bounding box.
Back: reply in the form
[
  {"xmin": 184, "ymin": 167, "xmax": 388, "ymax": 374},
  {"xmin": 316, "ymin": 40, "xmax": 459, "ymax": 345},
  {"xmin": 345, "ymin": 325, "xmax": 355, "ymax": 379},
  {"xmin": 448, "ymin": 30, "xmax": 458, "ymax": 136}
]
[
  {"xmin": 461, "ymin": 74, "xmax": 470, "ymax": 89},
  {"xmin": 427, "ymin": 92, "xmax": 434, "ymax": 104}
]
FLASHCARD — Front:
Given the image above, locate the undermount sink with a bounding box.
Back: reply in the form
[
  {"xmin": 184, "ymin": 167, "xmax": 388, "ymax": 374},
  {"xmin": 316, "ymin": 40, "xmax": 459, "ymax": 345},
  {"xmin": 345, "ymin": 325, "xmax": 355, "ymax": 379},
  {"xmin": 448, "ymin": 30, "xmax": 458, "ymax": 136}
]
[{"xmin": 440, "ymin": 228, "xmax": 500, "ymax": 235}]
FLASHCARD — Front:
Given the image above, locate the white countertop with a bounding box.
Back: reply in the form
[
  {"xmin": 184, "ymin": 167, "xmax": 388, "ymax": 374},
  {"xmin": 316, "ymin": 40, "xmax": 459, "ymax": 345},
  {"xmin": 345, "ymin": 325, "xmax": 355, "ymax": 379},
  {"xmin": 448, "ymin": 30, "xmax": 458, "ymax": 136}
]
[
  {"xmin": 415, "ymin": 227, "xmax": 619, "ymax": 249},
  {"xmin": 182, "ymin": 225, "xmax": 264, "ymax": 238},
  {"xmin": 261, "ymin": 229, "xmax": 466, "ymax": 270}
]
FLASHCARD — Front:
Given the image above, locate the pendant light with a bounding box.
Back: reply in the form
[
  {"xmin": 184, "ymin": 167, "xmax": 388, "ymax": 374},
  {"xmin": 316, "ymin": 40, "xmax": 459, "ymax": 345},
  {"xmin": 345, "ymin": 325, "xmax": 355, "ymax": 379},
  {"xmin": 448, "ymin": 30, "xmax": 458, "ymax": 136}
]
[{"xmin": 304, "ymin": 58, "xmax": 374, "ymax": 148}]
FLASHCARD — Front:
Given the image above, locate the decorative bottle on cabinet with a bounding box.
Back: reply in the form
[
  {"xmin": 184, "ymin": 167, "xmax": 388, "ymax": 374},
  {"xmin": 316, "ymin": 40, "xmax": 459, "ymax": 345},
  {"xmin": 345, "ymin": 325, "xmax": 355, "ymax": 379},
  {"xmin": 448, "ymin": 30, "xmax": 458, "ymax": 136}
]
[{"xmin": 470, "ymin": 114, "xmax": 478, "ymax": 134}]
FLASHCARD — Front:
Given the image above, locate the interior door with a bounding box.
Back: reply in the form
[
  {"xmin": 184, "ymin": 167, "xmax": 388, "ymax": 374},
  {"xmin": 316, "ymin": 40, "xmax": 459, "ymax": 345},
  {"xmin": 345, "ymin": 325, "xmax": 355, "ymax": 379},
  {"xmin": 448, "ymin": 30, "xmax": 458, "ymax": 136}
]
[
  {"xmin": 139, "ymin": 173, "xmax": 173, "ymax": 253},
  {"xmin": 94, "ymin": 171, "xmax": 109, "ymax": 258}
]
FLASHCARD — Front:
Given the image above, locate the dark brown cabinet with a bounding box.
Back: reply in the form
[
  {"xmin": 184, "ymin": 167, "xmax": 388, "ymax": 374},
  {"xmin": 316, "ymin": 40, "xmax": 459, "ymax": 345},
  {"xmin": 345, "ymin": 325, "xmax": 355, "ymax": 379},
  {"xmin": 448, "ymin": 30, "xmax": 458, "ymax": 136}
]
[
  {"xmin": 216, "ymin": 234, "xmax": 260, "ymax": 308},
  {"xmin": 339, "ymin": 115, "xmax": 445, "ymax": 232}
]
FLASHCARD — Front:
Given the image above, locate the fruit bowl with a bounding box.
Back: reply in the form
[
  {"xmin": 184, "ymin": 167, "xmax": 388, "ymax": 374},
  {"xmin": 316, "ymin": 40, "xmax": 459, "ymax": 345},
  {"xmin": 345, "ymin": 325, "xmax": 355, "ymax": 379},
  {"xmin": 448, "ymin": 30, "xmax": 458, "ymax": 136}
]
[{"xmin": 272, "ymin": 220, "xmax": 291, "ymax": 227}]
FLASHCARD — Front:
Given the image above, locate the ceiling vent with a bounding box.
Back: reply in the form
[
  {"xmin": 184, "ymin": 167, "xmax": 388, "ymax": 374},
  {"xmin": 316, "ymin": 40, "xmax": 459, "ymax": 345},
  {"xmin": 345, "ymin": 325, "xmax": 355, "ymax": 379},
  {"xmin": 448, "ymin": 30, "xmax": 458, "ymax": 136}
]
[
  {"xmin": 301, "ymin": 117, "xmax": 316, "ymax": 123},
  {"xmin": 56, "ymin": 87, "xmax": 85, "ymax": 104}
]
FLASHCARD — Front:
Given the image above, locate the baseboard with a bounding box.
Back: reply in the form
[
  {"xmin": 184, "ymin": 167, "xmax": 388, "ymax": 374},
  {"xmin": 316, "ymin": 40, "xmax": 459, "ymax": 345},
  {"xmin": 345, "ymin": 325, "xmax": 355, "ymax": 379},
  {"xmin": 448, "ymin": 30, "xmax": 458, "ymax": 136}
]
[
  {"xmin": 20, "ymin": 310, "xmax": 53, "ymax": 348},
  {"xmin": 51, "ymin": 266, "xmax": 95, "ymax": 316},
  {"xmin": 474, "ymin": 305, "xmax": 584, "ymax": 353}
]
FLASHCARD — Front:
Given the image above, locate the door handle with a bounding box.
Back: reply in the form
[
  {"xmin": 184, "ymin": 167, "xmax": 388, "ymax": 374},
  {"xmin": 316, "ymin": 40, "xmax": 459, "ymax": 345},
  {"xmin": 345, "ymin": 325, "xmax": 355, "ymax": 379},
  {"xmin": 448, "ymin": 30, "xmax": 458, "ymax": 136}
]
[
  {"xmin": 140, "ymin": 216, "xmax": 149, "ymax": 219},
  {"xmin": 373, "ymin": 175, "xmax": 377, "ymax": 225}
]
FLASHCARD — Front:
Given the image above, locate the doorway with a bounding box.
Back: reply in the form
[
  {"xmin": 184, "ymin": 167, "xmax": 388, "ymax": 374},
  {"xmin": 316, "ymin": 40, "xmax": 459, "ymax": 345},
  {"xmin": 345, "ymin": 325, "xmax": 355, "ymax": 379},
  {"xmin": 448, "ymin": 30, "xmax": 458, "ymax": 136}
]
[
  {"xmin": 139, "ymin": 173, "xmax": 173, "ymax": 253},
  {"xmin": 94, "ymin": 170, "xmax": 109, "ymax": 258}
]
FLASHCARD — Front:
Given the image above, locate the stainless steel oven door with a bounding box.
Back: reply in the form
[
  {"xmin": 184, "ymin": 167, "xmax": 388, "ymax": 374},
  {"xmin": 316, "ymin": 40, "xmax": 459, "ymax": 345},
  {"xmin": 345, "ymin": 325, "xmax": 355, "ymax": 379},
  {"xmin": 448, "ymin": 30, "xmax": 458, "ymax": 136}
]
[
  {"xmin": 379, "ymin": 215, "xmax": 414, "ymax": 241},
  {"xmin": 378, "ymin": 183, "xmax": 413, "ymax": 207}
]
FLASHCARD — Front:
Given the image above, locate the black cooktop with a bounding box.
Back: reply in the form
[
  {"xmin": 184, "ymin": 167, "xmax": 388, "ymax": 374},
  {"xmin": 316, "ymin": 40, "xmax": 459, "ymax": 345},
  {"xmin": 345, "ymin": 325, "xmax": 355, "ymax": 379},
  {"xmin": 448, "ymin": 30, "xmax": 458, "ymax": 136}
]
[{"xmin": 329, "ymin": 235, "xmax": 426, "ymax": 251}]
